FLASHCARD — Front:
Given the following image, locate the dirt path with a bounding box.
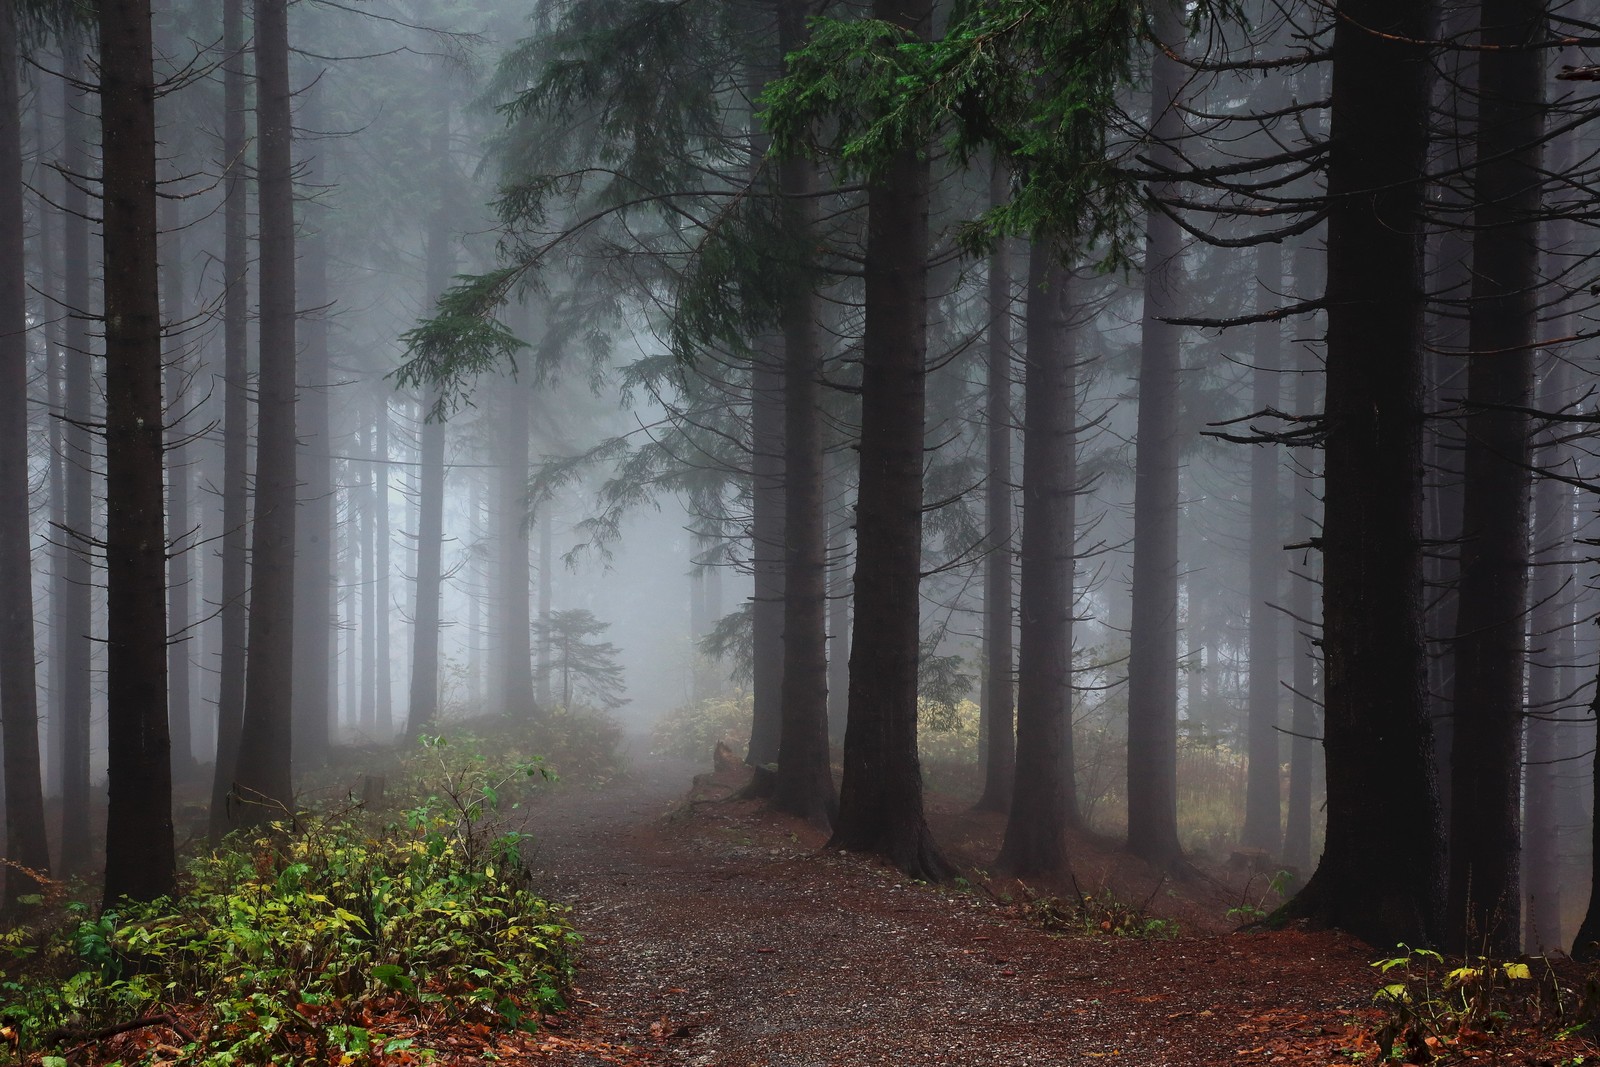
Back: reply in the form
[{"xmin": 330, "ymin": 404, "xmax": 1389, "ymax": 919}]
[{"xmin": 521, "ymin": 752, "xmax": 1382, "ymax": 1066}]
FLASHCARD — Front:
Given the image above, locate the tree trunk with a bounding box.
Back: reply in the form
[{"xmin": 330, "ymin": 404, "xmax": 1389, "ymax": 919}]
[
  {"xmin": 1280, "ymin": 0, "xmax": 1442, "ymax": 947},
  {"xmin": 746, "ymin": 342, "xmax": 785, "ymax": 767},
  {"xmin": 160, "ymin": 193, "xmax": 195, "ymax": 781},
  {"xmin": 499, "ymin": 370, "xmax": 536, "ymax": 718},
  {"xmin": 1445, "ymin": 0, "xmax": 1544, "ymax": 957},
  {"xmin": 1242, "ymin": 241, "xmax": 1283, "ymax": 852},
  {"xmin": 59, "ymin": 34, "xmax": 96, "ymax": 872},
  {"xmin": 98, "ymin": 0, "xmax": 176, "ymax": 903},
  {"xmin": 1282, "ymin": 240, "xmax": 1323, "ymax": 873},
  {"xmin": 292, "ymin": 91, "xmax": 334, "ymax": 767},
  {"xmin": 1125, "ymin": 0, "xmax": 1186, "ymax": 868},
  {"xmin": 208, "ymin": 0, "xmax": 250, "ymax": 840},
  {"xmin": 0, "ymin": 0, "xmax": 50, "ymax": 903},
  {"xmin": 233, "ymin": 0, "xmax": 297, "ymax": 824},
  {"xmin": 374, "ymin": 388, "xmax": 393, "ymax": 736},
  {"xmin": 826, "ymin": 449, "xmax": 851, "ymax": 743},
  {"xmin": 405, "ymin": 117, "xmax": 452, "ymax": 742},
  {"xmin": 997, "ymin": 248, "xmax": 1078, "ymax": 875},
  {"xmin": 771, "ymin": 21, "xmax": 835, "ymax": 823},
  {"xmin": 536, "ymin": 505, "xmax": 552, "ymax": 709},
  {"xmin": 360, "ymin": 415, "xmax": 377, "ymax": 731},
  {"xmin": 828, "ymin": 0, "xmax": 946, "ymax": 879},
  {"xmin": 975, "ymin": 158, "xmax": 1016, "ymax": 815},
  {"xmin": 1524, "ymin": 353, "xmax": 1568, "ymax": 953}
]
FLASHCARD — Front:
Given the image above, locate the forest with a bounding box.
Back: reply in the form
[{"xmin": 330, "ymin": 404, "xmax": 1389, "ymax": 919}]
[{"xmin": 1, "ymin": 0, "xmax": 1599, "ymax": 1061}]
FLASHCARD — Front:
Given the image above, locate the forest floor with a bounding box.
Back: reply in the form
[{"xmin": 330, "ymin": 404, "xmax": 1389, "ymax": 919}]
[{"xmin": 446, "ymin": 745, "xmax": 1599, "ymax": 1067}]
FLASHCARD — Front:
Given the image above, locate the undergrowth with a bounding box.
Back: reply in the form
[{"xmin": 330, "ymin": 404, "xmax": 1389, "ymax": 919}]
[
  {"xmin": 1023, "ymin": 882, "xmax": 1180, "ymax": 940},
  {"xmin": 1368, "ymin": 944, "xmax": 1598, "ymax": 1063},
  {"xmin": 0, "ymin": 733, "xmax": 578, "ymax": 1066}
]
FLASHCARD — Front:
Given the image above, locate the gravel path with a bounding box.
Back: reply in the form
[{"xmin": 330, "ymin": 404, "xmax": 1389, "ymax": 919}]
[{"xmin": 522, "ymin": 753, "xmax": 1380, "ymax": 1066}]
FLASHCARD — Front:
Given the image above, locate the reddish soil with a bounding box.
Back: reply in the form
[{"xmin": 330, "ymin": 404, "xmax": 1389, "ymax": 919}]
[{"xmin": 507, "ymin": 755, "xmax": 1408, "ymax": 1066}]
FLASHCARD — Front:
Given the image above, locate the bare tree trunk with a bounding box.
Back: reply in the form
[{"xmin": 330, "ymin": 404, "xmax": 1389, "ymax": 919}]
[
  {"xmin": 536, "ymin": 505, "xmax": 552, "ymax": 708},
  {"xmin": 1445, "ymin": 0, "xmax": 1545, "ymax": 957},
  {"xmin": 59, "ymin": 34, "xmax": 95, "ymax": 869},
  {"xmin": 208, "ymin": 0, "xmax": 250, "ymax": 840},
  {"xmin": 405, "ymin": 117, "xmax": 452, "ymax": 743},
  {"xmin": 771, "ymin": 21, "xmax": 835, "ymax": 821},
  {"xmin": 1125, "ymin": 0, "xmax": 1186, "ymax": 868},
  {"xmin": 746, "ymin": 343, "xmax": 785, "ymax": 767},
  {"xmin": 233, "ymin": 0, "xmax": 297, "ymax": 824},
  {"xmin": 499, "ymin": 370, "xmax": 535, "ymax": 718},
  {"xmin": 975, "ymin": 158, "xmax": 1016, "ymax": 815},
  {"xmin": 160, "ymin": 193, "xmax": 195, "ymax": 780},
  {"xmin": 0, "ymin": 0, "xmax": 50, "ymax": 902},
  {"xmin": 360, "ymin": 416, "xmax": 377, "ymax": 731},
  {"xmin": 826, "ymin": 449, "xmax": 851, "ymax": 743},
  {"xmin": 292, "ymin": 90, "xmax": 333, "ymax": 768},
  {"xmin": 374, "ymin": 388, "xmax": 393, "ymax": 736},
  {"xmin": 829, "ymin": 0, "xmax": 946, "ymax": 879},
  {"xmin": 997, "ymin": 249, "xmax": 1078, "ymax": 875},
  {"xmin": 98, "ymin": 0, "xmax": 175, "ymax": 903},
  {"xmin": 1281, "ymin": 0, "xmax": 1442, "ymax": 947},
  {"xmin": 1242, "ymin": 241, "xmax": 1283, "ymax": 852},
  {"xmin": 1282, "ymin": 241, "xmax": 1323, "ymax": 873}
]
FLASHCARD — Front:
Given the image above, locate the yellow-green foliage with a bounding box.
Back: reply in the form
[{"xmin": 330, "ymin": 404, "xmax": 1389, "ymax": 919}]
[
  {"xmin": 917, "ymin": 698, "xmax": 980, "ymax": 765},
  {"xmin": 651, "ymin": 694, "xmax": 753, "ymax": 761},
  {"xmin": 0, "ymin": 738, "xmax": 578, "ymax": 1064}
]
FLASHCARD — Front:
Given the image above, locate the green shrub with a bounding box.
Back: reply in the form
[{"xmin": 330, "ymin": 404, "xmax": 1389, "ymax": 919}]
[
  {"xmin": 651, "ymin": 695, "xmax": 753, "ymax": 761},
  {"xmin": 0, "ymin": 739, "xmax": 577, "ymax": 1065},
  {"xmin": 528, "ymin": 704, "xmax": 626, "ymax": 781}
]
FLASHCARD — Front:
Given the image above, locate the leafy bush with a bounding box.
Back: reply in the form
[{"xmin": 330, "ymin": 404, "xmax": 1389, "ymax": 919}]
[
  {"xmin": 651, "ymin": 695, "xmax": 752, "ymax": 761},
  {"xmin": 1024, "ymin": 885, "xmax": 1180, "ymax": 940},
  {"xmin": 0, "ymin": 739, "xmax": 577, "ymax": 1065},
  {"xmin": 528, "ymin": 704, "xmax": 626, "ymax": 781}
]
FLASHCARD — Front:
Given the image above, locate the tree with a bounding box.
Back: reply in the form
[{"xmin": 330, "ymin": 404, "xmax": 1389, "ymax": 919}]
[
  {"xmin": 996, "ymin": 248, "xmax": 1078, "ymax": 876},
  {"xmin": 770, "ymin": 0, "xmax": 836, "ymax": 828},
  {"xmin": 1241, "ymin": 240, "xmax": 1283, "ymax": 852},
  {"xmin": 974, "ymin": 159, "xmax": 1016, "ymax": 815},
  {"xmin": 98, "ymin": 0, "xmax": 175, "ymax": 903},
  {"xmin": 497, "ymin": 363, "xmax": 537, "ymax": 719},
  {"xmin": 1125, "ymin": 0, "xmax": 1187, "ymax": 869},
  {"xmin": 404, "ymin": 112, "xmax": 453, "ymax": 745},
  {"xmin": 58, "ymin": 31, "xmax": 95, "ymax": 868},
  {"xmin": 1280, "ymin": 0, "xmax": 1443, "ymax": 947},
  {"xmin": 233, "ymin": 0, "xmax": 297, "ymax": 825},
  {"xmin": 0, "ymin": 0, "xmax": 51, "ymax": 904},
  {"xmin": 208, "ymin": 0, "xmax": 251, "ymax": 841},
  {"xmin": 824, "ymin": 0, "xmax": 950, "ymax": 881},
  {"xmin": 1444, "ymin": 0, "xmax": 1546, "ymax": 956},
  {"xmin": 159, "ymin": 190, "xmax": 195, "ymax": 780},
  {"xmin": 536, "ymin": 609, "xmax": 627, "ymax": 711}
]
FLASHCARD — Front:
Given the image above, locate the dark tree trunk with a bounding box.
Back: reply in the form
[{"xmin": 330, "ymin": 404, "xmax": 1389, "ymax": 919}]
[
  {"xmin": 1282, "ymin": 241, "xmax": 1323, "ymax": 873},
  {"xmin": 0, "ymin": 0, "xmax": 51, "ymax": 903},
  {"xmin": 499, "ymin": 371, "xmax": 536, "ymax": 718},
  {"xmin": 1125, "ymin": 0, "xmax": 1185, "ymax": 868},
  {"xmin": 997, "ymin": 249, "xmax": 1078, "ymax": 875},
  {"xmin": 1524, "ymin": 354, "xmax": 1568, "ymax": 953},
  {"xmin": 828, "ymin": 0, "xmax": 946, "ymax": 879},
  {"xmin": 98, "ymin": 0, "xmax": 176, "ymax": 903},
  {"xmin": 975, "ymin": 158, "xmax": 1016, "ymax": 815},
  {"xmin": 1281, "ymin": 0, "xmax": 1442, "ymax": 947},
  {"xmin": 233, "ymin": 0, "xmax": 297, "ymax": 824},
  {"xmin": 747, "ymin": 342, "xmax": 785, "ymax": 766},
  {"xmin": 292, "ymin": 97, "xmax": 334, "ymax": 767},
  {"xmin": 1445, "ymin": 0, "xmax": 1544, "ymax": 957},
  {"xmin": 1242, "ymin": 241, "xmax": 1283, "ymax": 852},
  {"xmin": 160, "ymin": 194, "xmax": 195, "ymax": 780},
  {"xmin": 208, "ymin": 0, "xmax": 250, "ymax": 840},
  {"xmin": 59, "ymin": 34, "xmax": 95, "ymax": 872},
  {"xmin": 826, "ymin": 449, "xmax": 851, "ymax": 743},
  {"xmin": 405, "ymin": 121, "xmax": 452, "ymax": 742},
  {"xmin": 771, "ymin": 23, "xmax": 835, "ymax": 822}
]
